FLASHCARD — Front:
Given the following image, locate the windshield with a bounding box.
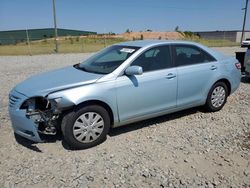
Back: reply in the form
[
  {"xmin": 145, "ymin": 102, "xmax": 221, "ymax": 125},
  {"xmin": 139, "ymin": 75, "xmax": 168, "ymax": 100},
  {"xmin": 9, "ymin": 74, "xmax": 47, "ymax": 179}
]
[{"xmin": 77, "ymin": 45, "xmax": 140, "ymax": 74}]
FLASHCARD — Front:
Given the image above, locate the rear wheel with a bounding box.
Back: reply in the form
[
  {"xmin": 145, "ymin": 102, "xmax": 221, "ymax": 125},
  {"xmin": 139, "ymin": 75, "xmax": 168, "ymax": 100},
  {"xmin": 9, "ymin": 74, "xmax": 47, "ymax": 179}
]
[
  {"xmin": 205, "ymin": 82, "xmax": 228, "ymax": 112},
  {"xmin": 61, "ymin": 105, "xmax": 110, "ymax": 149}
]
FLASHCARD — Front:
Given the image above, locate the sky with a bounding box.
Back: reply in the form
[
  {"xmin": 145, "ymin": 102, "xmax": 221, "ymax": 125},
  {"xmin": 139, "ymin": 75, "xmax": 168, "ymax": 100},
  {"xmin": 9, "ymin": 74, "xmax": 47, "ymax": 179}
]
[{"xmin": 0, "ymin": 0, "xmax": 249, "ymax": 33}]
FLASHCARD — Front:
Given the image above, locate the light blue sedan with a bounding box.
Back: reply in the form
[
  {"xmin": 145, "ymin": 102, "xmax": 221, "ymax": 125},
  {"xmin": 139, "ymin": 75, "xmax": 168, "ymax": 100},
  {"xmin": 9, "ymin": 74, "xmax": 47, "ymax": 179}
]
[{"xmin": 9, "ymin": 40, "xmax": 241, "ymax": 149}]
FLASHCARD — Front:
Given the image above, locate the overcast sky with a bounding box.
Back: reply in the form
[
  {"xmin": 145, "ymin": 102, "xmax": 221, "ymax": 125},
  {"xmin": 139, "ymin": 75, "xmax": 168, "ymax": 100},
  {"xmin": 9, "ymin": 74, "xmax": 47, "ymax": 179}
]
[{"xmin": 0, "ymin": 0, "xmax": 249, "ymax": 33}]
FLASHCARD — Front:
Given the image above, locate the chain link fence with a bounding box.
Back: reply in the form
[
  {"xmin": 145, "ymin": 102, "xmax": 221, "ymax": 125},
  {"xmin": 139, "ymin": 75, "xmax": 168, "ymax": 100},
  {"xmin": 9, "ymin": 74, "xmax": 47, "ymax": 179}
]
[
  {"xmin": 0, "ymin": 36, "xmax": 125, "ymax": 55},
  {"xmin": 0, "ymin": 34, "xmax": 240, "ymax": 56}
]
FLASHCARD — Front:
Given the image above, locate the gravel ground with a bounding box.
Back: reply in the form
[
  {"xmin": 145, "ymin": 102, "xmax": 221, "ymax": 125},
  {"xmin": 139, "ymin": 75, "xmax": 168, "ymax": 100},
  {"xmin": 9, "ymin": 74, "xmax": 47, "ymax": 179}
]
[{"xmin": 0, "ymin": 47, "xmax": 249, "ymax": 188}]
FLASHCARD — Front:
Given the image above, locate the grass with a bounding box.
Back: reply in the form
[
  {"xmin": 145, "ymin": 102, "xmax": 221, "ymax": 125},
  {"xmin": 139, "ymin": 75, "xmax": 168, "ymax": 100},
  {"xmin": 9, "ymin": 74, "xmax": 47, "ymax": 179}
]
[
  {"xmin": 0, "ymin": 37, "xmax": 126, "ymax": 56},
  {"xmin": 178, "ymin": 31, "xmax": 240, "ymax": 47},
  {"xmin": 187, "ymin": 38, "xmax": 240, "ymax": 47},
  {"xmin": 0, "ymin": 36, "xmax": 240, "ymax": 56}
]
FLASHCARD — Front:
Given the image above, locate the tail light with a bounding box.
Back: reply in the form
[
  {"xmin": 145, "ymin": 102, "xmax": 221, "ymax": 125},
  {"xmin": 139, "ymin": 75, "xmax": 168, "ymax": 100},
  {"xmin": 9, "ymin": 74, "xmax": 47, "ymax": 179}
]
[{"xmin": 235, "ymin": 62, "xmax": 241, "ymax": 70}]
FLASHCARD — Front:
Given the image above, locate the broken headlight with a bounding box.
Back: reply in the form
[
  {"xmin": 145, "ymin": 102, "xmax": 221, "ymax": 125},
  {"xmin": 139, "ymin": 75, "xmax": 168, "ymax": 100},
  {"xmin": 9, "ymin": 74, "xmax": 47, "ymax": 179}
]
[{"xmin": 20, "ymin": 97, "xmax": 50, "ymax": 111}]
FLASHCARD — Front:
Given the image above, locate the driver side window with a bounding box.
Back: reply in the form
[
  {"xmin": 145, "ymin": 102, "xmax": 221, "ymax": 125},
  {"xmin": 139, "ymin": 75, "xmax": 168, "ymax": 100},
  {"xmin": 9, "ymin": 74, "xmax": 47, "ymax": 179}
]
[{"xmin": 131, "ymin": 45, "xmax": 172, "ymax": 72}]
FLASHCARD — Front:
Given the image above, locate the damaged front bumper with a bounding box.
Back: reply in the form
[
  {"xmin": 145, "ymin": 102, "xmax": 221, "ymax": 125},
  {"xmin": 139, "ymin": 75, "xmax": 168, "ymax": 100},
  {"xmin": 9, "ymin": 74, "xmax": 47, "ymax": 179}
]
[
  {"xmin": 9, "ymin": 107, "xmax": 43, "ymax": 142},
  {"xmin": 9, "ymin": 90, "xmax": 62, "ymax": 142},
  {"xmin": 9, "ymin": 90, "xmax": 43, "ymax": 142}
]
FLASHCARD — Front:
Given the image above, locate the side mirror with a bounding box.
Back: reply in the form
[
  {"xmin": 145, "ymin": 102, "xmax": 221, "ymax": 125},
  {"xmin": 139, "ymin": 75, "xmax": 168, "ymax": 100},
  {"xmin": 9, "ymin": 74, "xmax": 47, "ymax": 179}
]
[{"xmin": 125, "ymin": 66, "xmax": 143, "ymax": 76}]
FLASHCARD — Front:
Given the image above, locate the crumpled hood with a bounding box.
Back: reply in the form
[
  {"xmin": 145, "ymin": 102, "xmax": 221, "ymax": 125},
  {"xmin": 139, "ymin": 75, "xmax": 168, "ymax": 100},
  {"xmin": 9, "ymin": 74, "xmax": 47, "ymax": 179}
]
[{"xmin": 15, "ymin": 66, "xmax": 103, "ymax": 97}]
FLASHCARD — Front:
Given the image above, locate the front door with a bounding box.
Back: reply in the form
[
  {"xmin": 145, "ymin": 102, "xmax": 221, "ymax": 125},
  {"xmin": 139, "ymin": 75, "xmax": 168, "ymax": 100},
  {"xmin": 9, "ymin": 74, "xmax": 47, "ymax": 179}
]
[{"xmin": 116, "ymin": 45, "xmax": 177, "ymax": 122}]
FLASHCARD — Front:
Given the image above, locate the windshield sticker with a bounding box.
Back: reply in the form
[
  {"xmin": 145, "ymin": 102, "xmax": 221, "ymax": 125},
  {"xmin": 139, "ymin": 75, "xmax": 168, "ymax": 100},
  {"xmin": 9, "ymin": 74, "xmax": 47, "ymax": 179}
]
[{"xmin": 120, "ymin": 48, "xmax": 135, "ymax": 53}]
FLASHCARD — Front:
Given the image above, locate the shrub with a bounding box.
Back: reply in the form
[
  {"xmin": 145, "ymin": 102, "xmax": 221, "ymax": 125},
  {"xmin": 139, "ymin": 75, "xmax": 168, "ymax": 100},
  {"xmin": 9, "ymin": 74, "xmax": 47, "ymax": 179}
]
[
  {"xmin": 69, "ymin": 37, "xmax": 74, "ymax": 44},
  {"xmin": 140, "ymin": 34, "xmax": 144, "ymax": 40}
]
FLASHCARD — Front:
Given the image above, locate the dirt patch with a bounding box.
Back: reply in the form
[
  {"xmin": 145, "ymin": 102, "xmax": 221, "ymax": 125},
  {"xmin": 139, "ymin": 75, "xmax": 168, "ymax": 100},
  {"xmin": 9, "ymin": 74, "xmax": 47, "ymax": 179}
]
[{"xmin": 123, "ymin": 31, "xmax": 184, "ymax": 40}]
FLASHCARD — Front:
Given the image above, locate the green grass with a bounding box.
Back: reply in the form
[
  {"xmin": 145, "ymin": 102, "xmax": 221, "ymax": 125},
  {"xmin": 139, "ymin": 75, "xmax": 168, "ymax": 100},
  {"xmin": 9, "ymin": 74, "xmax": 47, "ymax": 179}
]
[
  {"xmin": 178, "ymin": 31, "xmax": 240, "ymax": 47},
  {"xmin": 0, "ymin": 37, "xmax": 126, "ymax": 56},
  {"xmin": 0, "ymin": 36, "xmax": 240, "ymax": 56},
  {"xmin": 188, "ymin": 38, "xmax": 240, "ymax": 47}
]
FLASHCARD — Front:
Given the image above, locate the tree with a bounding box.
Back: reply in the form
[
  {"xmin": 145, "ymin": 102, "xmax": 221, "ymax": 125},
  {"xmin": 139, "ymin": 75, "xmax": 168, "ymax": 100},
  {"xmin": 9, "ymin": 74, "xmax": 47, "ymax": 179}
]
[
  {"xmin": 175, "ymin": 26, "xmax": 179, "ymax": 32},
  {"xmin": 126, "ymin": 29, "xmax": 130, "ymax": 33}
]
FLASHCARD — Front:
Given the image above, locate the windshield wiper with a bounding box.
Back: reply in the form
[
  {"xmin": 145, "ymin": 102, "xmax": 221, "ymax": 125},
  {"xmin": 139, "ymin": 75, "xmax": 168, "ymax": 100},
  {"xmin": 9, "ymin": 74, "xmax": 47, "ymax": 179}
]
[
  {"xmin": 74, "ymin": 64, "xmax": 88, "ymax": 71},
  {"xmin": 74, "ymin": 64, "xmax": 106, "ymax": 74}
]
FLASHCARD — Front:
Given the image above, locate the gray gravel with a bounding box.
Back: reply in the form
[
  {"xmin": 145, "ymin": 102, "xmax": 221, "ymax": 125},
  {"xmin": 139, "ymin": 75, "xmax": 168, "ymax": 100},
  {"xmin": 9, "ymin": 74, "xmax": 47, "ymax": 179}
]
[{"xmin": 0, "ymin": 47, "xmax": 249, "ymax": 188}]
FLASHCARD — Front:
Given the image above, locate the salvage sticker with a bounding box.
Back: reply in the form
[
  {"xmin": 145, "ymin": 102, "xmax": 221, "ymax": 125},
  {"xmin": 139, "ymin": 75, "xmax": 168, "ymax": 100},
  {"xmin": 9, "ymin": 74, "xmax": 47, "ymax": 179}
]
[{"xmin": 120, "ymin": 48, "xmax": 135, "ymax": 53}]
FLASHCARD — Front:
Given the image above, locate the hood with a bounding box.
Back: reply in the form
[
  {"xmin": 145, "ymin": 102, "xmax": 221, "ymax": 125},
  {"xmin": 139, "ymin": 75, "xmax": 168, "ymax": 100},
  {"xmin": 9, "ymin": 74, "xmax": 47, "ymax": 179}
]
[{"xmin": 15, "ymin": 66, "xmax": 103, "ymax": 97}]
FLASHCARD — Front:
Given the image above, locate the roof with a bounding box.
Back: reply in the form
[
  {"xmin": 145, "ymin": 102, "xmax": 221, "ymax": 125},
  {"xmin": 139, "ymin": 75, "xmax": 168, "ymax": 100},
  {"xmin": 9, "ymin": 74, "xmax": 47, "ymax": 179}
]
[
  {"xmin": 0, "ymin": 28, "xmax": 96, "ymax": 34},
  {"xmin": 117, "ymin": 40, "xmax": 227, "ymax": 60}
]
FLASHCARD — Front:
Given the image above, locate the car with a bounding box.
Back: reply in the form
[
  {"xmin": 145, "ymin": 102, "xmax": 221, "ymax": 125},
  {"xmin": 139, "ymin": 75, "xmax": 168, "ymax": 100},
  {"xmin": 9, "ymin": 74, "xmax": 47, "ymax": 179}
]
[
  {"xmin": 9, "ymin": 40, "xmax": 241, "ymax": 149},
  {"xmin": 241, "ymin": 38, "xmax": 250, "ymax": 47},
  {"xmin": 244, "ymin": 47, "xmax": 250, "ymax": 78}
]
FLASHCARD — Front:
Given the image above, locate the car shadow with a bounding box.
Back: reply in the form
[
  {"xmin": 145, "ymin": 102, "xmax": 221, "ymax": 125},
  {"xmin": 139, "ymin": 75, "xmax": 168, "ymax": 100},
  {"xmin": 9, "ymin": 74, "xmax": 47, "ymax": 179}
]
[
  {"xmin": 109, "ymin": 107, "xmax": 201, "ymax": 137},
  {"xmin": 14, "ymin": 132, "xmax": 62, "ymax": 152},
  {"xmin": 14, "ymin": 133, "xmax": 43, "ymax": 152}
]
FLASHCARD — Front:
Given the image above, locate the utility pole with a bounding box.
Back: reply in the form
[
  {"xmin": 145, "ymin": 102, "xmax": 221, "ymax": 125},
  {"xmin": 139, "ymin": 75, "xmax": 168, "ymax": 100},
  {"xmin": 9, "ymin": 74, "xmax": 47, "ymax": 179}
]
[
  {"xmin": 25, "ymin": 28, "xmax": 31, "ymax": 55},
  {"xmin": 103, "ymin": 28, "xmax": 107, "ymax": 47},
  {"xmin": 53, "ymin": 0, "xmax": 58, "ymax": 53},
  {"xmin": 241, "ymin": 0, "xmax": 249, "ymax": 43}
]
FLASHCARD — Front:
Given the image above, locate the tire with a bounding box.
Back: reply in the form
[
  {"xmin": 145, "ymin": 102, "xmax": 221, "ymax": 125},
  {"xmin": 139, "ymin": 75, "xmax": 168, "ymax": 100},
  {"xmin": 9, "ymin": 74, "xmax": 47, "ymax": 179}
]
[
  {"xmin": 61, "ymin": 105, "xmax": 110, "ymax": 149},
  {"xmin": 205, "ymin": 82, "xmax": 228, "ymax": 112}
]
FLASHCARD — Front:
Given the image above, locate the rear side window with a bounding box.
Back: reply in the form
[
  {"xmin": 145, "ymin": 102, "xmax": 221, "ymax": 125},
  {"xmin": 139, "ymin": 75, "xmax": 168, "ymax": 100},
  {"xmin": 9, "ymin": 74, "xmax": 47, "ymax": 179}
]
[
  {"xmin": 173, "ymin": 45, "xmax": 216, "ymax": 66},
  {"xmin": 131, "ymin": 45, "xmax": 172, "ymax": 72}
]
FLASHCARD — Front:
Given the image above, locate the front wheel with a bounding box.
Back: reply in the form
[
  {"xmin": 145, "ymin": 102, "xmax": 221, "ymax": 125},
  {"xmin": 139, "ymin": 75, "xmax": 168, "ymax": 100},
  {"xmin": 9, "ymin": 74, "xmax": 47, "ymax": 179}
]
[
  {"xmin": 61, "ymin": 105, "xmax": 110, "ymax": 149},
  {"xmin": 205, "ymin": 82, "xmax": 228, "ymax": 112}
]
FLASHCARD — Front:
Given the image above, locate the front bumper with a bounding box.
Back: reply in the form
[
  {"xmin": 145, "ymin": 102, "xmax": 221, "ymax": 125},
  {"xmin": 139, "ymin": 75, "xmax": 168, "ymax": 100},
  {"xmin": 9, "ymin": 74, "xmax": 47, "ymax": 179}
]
[
  {"xmin": 241, "ymin": 43, "xmax": 250, "ymax": 47},
  {"xmin": 9, "ymin": 90, "xmax": 42, "ymax": 142}
]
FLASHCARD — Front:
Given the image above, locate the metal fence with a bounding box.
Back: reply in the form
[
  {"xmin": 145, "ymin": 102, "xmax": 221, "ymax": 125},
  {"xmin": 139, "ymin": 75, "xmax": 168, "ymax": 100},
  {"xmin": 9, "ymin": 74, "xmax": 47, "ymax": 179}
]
[
  {"xmin": 0, "ymin": 35, "xmax": 240, "ymax": 56},
  {"xmin": 0, "ymin": 36, "xmax": 125, "ymax": 55}
]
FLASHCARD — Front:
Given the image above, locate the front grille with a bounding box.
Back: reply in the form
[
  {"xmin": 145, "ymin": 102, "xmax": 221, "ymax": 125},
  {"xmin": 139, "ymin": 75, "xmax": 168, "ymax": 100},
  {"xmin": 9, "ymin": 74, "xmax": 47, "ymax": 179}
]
[{"xmin": 9, "ymin": 94, "xmax": 21, "ymax": 108}]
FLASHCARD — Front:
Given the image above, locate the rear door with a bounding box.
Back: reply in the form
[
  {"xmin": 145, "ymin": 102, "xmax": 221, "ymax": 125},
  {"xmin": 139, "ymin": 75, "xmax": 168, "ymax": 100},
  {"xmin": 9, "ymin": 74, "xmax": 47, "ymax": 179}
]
[{"xmin": 172, "ymin": 44, "xmax": 217, "ymax": 107}]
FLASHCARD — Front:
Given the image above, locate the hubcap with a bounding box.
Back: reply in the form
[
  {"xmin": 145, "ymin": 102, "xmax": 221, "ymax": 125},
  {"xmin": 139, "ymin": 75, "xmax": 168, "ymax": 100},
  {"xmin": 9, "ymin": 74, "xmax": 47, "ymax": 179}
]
[
  {"xmin": 73, "ymin": 112, "xmax": 104, "ymax": 143},
  {"xmin": 211, "ymin": 86, "xmax": 226, "ymax": 108}
]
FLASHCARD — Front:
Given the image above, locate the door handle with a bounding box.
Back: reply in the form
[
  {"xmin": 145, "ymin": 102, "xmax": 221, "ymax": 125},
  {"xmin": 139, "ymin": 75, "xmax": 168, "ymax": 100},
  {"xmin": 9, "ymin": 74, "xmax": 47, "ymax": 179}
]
[
  {"xmin": 165, "ymin": 73, "xmax": 176, "ymax": 79},
  {"xmin": 210, "ymin": 65, "xmax": 217, "ymax": 70}
]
